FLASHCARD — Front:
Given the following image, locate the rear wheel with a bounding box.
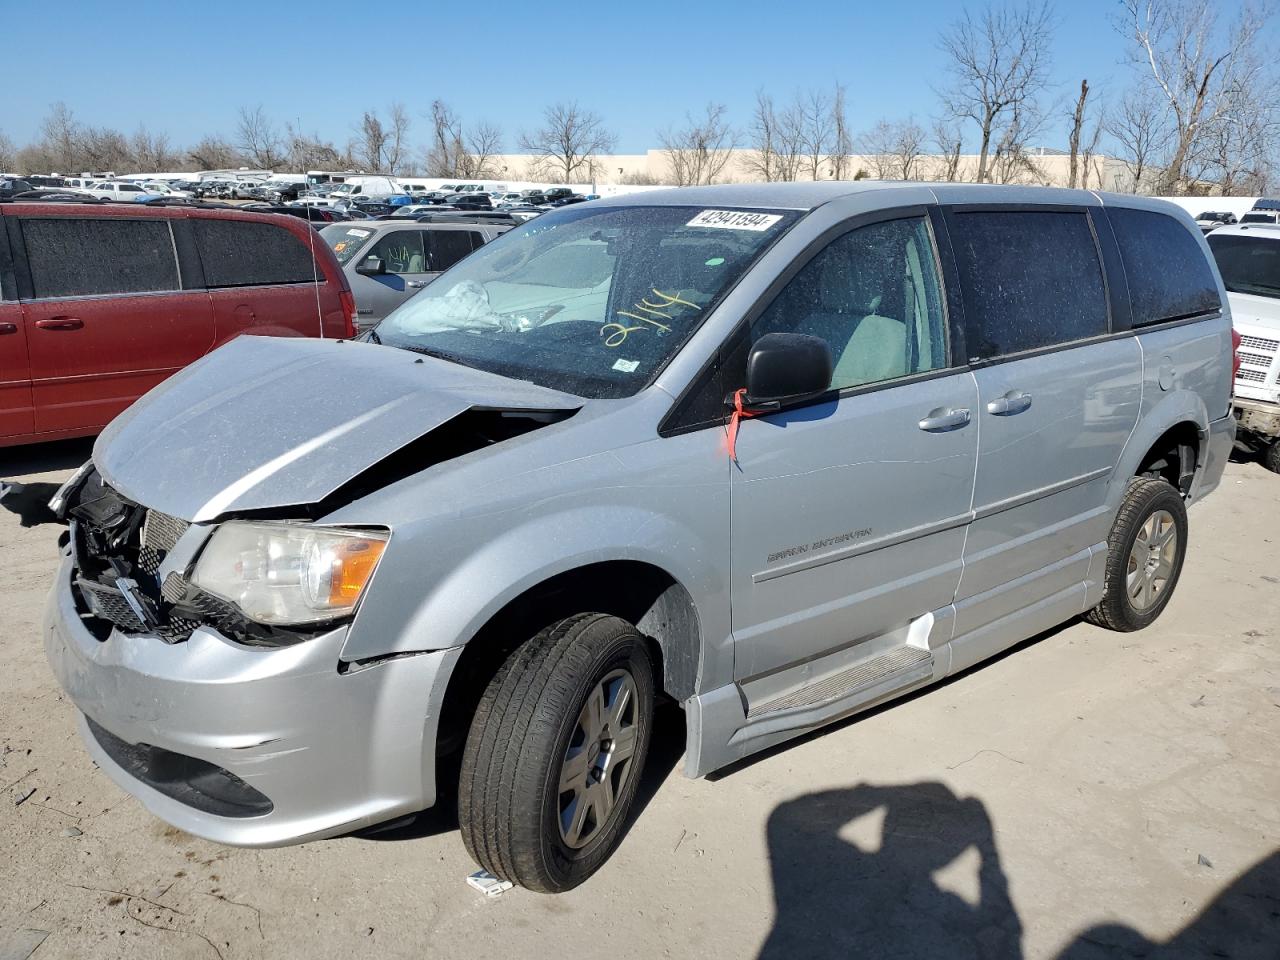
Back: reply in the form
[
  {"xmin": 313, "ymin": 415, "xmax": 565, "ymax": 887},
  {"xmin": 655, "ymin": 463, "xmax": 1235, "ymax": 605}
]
[
  {"xmin": 458, "ymin": 613, "xmax": 654, "ymax": 892},
  {"xmin": 1086, "ymin": 477, "xmax": 1188, "ymax": 632}
]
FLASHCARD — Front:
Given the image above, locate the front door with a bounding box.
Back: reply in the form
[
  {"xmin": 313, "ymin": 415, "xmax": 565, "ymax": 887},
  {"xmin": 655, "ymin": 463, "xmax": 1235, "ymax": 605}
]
[
  {"xmin": 15, "ymin": 215, "xmax": 214, "ymax": 434},
  {"xmin": 730, "ymin": 212, "xmax": 978, "ymax": 683},
  {"xmin": 0, "ymin": 221, "xmax": 33, "ymax": 441},
  {"xmin": 355, "ymin": 229, "xmax": 434, "ymax": 327}
]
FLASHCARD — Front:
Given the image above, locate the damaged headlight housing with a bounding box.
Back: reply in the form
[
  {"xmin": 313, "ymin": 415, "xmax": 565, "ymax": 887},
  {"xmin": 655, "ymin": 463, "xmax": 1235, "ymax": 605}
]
[{"xmin": 191, "ymin": 522, "xmax": 389, "ymax": 626}]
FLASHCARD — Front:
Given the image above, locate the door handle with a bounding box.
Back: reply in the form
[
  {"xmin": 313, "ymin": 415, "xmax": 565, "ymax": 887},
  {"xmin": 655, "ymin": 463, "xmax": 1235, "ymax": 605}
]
[
  {"xmin": 406, "ymin": 280, "xmax": 427, "ymax": 288},
  {"xmin": 918, "ymin": 407, "xmax": 971, "ymax": 432},
  {"xmin": 0, "ymin": 322, "xmax": 16, "ymax": 335},
  {"xmin": 986, "ymin": 391, "xmax": 1033, "ymax": 416},
  {"xmin": 35, "ymin": 317, "xmax": 84, "ymax": 331}
]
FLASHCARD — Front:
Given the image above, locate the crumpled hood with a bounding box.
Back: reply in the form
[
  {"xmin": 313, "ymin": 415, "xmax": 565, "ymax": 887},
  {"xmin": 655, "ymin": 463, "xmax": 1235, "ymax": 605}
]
[{"xmin": 94, "ymin": 336, "xmax": 582, "ymax": 522}]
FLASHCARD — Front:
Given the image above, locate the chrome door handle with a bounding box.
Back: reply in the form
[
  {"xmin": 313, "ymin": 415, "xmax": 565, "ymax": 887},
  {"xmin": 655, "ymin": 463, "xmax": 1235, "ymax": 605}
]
[
  {"xmin": 35, "ymin": 316, "xmax": 84, "ymax": 331},
  {"xmin": 918, "ymin": 407, "xmax": 971, "ymax": 432},
  {"xmin": 0, "ymin": 322, "xmax": 16, "ymax": 335},
  {"xmin": 406, "ymin": 280, "xmax": 427, "ymax": 288},
  {"xmin": 986, "ymin": 391, "xmax": 1033, "ymax": 416}
]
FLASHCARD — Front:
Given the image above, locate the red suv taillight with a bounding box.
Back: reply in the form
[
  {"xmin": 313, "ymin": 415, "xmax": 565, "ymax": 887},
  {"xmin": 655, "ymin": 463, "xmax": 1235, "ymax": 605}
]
[
  {"xmin": 1232, "ymin": 327, "xmax": 1242, "ymax": 379},
  {"xmin": 339, "ymin": 287, "xmax": 358, "ymax": 338}
]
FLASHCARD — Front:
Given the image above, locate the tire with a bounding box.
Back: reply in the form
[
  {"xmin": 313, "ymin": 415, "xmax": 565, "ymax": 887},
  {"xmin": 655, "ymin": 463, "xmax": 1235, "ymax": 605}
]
[
  {"xmin": 458, "ymin": 613, "xmax": 655, "ymax": 893},
  {"xmin": 1264, "ymin": 439, "xmax": 1280, "ymax": 475},
  {"xmin": 1086, "ymin": 477, "xmax": 1188, "ymax": 632}
]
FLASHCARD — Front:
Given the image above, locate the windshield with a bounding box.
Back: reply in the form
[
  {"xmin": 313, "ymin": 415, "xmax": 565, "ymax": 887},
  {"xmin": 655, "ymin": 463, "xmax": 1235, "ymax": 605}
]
[
  {"xmin": 373, "ymin": 204, "xmax": 796, "ymax": 398},
  {"xmin": 321, "ymin": 224, "xmax": 378, "ymax": 264},
  {"xmin": 1208, "ymin": 234, "xmax": 1280, "ymax": 299}
]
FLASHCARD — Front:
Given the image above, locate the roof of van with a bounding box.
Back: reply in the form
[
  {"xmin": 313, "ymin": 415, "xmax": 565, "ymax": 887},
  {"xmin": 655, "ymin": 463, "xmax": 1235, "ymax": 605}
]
[
  {"xmin": 1206, "ymin": 223, "xmax": 1280, "ymax": 240},
  {"xmin": 591, "ymin": 180, "xmax": 1183, "ymax": 213}
]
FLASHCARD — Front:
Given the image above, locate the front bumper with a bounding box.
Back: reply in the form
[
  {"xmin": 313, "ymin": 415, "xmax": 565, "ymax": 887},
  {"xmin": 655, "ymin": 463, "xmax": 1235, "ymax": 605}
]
[{"xmin": 44, "ymin": 556, "xmax": 460, "ymax": 847}]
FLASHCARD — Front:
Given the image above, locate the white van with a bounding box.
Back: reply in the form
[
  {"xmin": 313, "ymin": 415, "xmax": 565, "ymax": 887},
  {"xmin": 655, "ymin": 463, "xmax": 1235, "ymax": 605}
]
[{"xmin": 332, "ymin": 175, "xmax": 404, "ymax": 199}]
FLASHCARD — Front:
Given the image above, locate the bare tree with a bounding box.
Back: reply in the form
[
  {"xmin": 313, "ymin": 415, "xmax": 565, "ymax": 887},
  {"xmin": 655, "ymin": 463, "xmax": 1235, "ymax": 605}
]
[
  {"xmin": 519, "ymin": 102, "xmax": 616, "ymax": 182},
  {"xmin": 828, "ymin": 83, "xmax": 854, "ymax": 179},
  {"xmin": 426, "ymin": 100, "xmax": 465, "ymax": 177},
  {"xmin": 37, "ymin": 102, "xmax": 80, "ymax": 173},
  {"xmin": 742, "ymin": 91, "xmax": 782, "ymax": 182},
  {"xmin": 188, "ymin": 135, "xmax": 242, "ymax": 171},
  {"xmin": 1067, "ymin": 80, "xmax": 1091, "ymax": 189},
  {"xmin": 659, "ymin": 102, "xmax": 736, "ymax": 186},
  {"xmin": 236, "ymin": 105, "xmax": 286, "ymax": 169},
  {"xmin": 988, "ymin": 100, "xmax": 1047, "ymax": 185},
  {"xmin": 938, "ymin": 1, "xmax": 1055, "ymax": 183},
  {"xmin": 858, "ymin": 118, "xmax": 927, "ymax": 180},
  {"xmin": 353, "ymin": 112, "xmax": 388, "ymax": 173},
  {"xmin": 799, "ymin": 89, "xmax": 833, "ymax": 180},
  {"xmin": 1107, "ymin": 89, "xmax": 1167, "ymax": 192},
  {"xmin": 1119, "ymin": 0, "xmax": 1275, "ymax": 194},
  {"xmin": 130, "ymin": 126, "xmax": 178, "ymax": 171},
  {"xmin": 935, "ymin": 119, "xmax": 965, "ymax": 182},
  {"xmin": 462, "ymin": 121, "xmax": 504, "ymax": 178},
  {"xmin": 0, "ymin": 131, "xmax": 15, "ymax": 173},
  {"xmin": 284, "ymin": 123, "xmax": 347, "ymax": 171}
]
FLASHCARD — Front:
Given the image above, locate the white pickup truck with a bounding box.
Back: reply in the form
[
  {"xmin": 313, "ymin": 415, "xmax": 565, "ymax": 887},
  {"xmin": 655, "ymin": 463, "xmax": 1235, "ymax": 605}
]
[{"xmin": 1208, "ymin": 224, "xmax": 1280, "ymax": 472}]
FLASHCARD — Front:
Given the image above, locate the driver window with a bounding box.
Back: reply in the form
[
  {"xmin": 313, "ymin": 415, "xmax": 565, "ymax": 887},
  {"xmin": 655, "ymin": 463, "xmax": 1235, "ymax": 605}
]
[
  {"xmin": 368, "ymin": 231, "xmax": 427, "ymax": 275},
  {"xmin": 752, "ymin": 216, "xmax": 948, "ymax": 391}
]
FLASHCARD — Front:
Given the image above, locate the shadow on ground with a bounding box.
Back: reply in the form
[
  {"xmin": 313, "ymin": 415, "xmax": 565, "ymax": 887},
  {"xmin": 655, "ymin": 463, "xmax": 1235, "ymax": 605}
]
[{"xmin": 758, "ymin": 780, "xmax": 1279, "ymax": 960}]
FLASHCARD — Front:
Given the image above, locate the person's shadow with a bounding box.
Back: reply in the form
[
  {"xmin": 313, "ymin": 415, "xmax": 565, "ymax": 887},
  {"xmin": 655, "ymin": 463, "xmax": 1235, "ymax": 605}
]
[
  {"xmin": 759, "ymin": 781, "xmax": 1023, "ymax": 960},
  {"xmin": 759, "ymin": 781, "xmax": 1280, "ymax": 960}
]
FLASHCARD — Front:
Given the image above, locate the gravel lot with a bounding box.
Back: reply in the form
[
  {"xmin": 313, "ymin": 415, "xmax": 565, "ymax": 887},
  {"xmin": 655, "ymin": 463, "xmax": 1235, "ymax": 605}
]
[{"xmin": 1, "ymin": 439, "xmax": 1277, "ymax": 960}]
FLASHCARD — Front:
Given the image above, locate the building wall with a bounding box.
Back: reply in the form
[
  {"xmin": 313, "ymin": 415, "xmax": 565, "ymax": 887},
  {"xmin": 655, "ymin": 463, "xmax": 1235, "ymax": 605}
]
[{"xmin": 484, "ymin": 149, "xmax": 1138, "ymax": 192}]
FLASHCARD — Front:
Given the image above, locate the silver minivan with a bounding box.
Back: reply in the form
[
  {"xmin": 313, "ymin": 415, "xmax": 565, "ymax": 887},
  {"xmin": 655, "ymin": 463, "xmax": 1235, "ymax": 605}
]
[
  {"xmin": 321, "ymin": 219, "xmax": 511, "ymax": 329},
  {"xmin": 44, "ymin": 182, "xmax": 1236, "ymax": 892}
]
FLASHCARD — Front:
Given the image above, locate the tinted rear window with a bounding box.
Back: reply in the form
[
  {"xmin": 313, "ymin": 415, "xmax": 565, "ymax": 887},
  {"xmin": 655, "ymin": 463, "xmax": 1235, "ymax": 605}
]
[
  {"xmin": 21, "ymin": 217, "xmax": 180, "ymax": 298},
  {"xmin": 1106, "ymin": 208, "xmax": 1220, "ymax": 325},
  {"xmin": 427, "ymin": 230, "xmax": 477, "ymax": 271},
  {"xmin": 949, "ymin": 210, "xmax": 1108, "ymax": 360},
  {"xmin": 193, "ymin": 218, "xmax": 317, "ymax": 287},
  {"xmin": 1207, "ymin": 233, "xmax": 1280, "ymax": 300}
]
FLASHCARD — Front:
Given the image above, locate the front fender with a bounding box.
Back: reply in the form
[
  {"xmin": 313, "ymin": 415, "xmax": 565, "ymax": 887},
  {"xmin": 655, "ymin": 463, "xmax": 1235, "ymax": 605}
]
[{"xmin": 339, "ymin": 504, "xmax": 723, "ymax": 667}]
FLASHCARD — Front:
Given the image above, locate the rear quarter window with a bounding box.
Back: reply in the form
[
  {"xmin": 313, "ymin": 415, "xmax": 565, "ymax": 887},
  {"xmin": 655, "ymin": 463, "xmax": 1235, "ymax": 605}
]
[
  {"xmin": 948, "ymin": 209, "xmax": 1108, "ymax": 360},
  {"xmin": 1106, "ymin": 208, "xmax": 1221, "ymax": 325},
  {"xmin": 20, "ymin": 217, "xmax": 180, "ymax": 298},
  {"xmin": 193, "ymin": 218, "xmax": 318, "ymax": 287},
  {"xmin": 427, "ymin": 230, "xmax": 478, "ymax": 271}
]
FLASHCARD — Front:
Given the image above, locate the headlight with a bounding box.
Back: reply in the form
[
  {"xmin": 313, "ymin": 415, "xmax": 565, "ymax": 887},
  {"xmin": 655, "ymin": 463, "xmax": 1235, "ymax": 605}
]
[{"xmin": 191, "ymin": 522, "xmax": 388, "ymax": 626}]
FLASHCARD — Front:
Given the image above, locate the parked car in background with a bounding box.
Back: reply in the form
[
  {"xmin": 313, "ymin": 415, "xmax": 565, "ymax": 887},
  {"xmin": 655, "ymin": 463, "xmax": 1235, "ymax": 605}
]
[
  {"xmin": 141, "ymin": 181, "xmax": 193, "ymax": 200},
  {"xmin": 268, "ymin": 181, "xmax": 308, "ymax": 203},
  {"xmin": 320, "ymin": 218, "xmax": 509, "ymax": 327},
  {"xmin": 241, "ymin": 203, "xmax": 348, "ymax": 226},
  {"xmin": 1, "ymin": 178, "xmax": 35, "ymax": 199},
  {"xmin": 87, "ymin": 181, "xmax": 149, "ymax": 202},
  {"xmin": 232, "ymin": 181, "xmax": 265, "ymax": 200},
  {"xmin": 0, "ymin": 201, "xmax": 356, "ymax": 446},
  {"xmin": 1240, "ymin": 210, "xmax": 1280, "ymax": 225},
  {"xmin": 445, "ymin": 193, "xmax": 493, "ymax": 210},
  {"xmin": 1207, "ymin": 223, "xmax": 1280, "ymax": 472},
  {"xmin": 1195, "ymin": 210, "xmax": 1237, "ymax": 233},
  {"xmin": 43, "ymin": 183, "xmax": 1234, "ymax": 896}
]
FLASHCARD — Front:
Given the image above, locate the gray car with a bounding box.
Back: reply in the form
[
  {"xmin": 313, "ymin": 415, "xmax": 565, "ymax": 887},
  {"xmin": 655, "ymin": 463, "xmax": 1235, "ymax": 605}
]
[
  {"xmin": 321, "ymin": 219, "xmax": 511, "ymax": 329},
  {"xmin": 44, "ymin": 182, "xmax": 1235, "ymax": 893}
]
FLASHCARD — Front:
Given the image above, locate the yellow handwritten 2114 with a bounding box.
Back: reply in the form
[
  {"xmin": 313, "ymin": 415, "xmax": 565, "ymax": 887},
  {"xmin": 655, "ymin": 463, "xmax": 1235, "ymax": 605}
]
[{"xmin": 600, "ymin": 289, "xmax": 700, "ymax": 348}]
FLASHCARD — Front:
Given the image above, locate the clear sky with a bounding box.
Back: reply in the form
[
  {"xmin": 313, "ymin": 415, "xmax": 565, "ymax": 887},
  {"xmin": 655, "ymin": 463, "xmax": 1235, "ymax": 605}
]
[{"xmin": 2, "ymin": 0, "xmax": 1267, "ymax": 156}]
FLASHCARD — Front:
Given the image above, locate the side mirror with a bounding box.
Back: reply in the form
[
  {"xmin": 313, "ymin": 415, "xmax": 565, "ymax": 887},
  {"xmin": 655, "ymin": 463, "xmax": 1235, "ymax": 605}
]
[
  {"xmin": 742, "ymin": 332, "xmax": 832, "ymax": 410},
  {"xmin": 356, "ymin": 255, "xmax": 385, "ymax": 276}
]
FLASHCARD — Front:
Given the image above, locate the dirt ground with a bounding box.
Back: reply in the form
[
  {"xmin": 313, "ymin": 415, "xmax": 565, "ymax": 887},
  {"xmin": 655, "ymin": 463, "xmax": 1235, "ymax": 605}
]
[{"xmin": 1, "ymin": 439, "xmax": 1277, "ymax": 960}]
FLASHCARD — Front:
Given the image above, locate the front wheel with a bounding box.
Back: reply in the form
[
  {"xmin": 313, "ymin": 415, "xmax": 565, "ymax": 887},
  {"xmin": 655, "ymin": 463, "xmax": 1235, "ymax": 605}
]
[
  {"xmin": 1086, "ymin": 477, "xmax": 1188, "ymax": 632},
  {"xmin": 458, "ymin": 613, "xmax": 654, "ymax": 892}
]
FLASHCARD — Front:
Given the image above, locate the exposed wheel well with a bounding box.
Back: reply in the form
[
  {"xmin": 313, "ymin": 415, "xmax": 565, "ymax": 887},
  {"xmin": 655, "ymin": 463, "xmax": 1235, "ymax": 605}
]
[
  {"xmin": 435, "ymin": 561, "xmax": 700, "ymax": 761},
  {"xmin": 1136, "ymin": 421, "xmax": 1201, "ymax": 495}
]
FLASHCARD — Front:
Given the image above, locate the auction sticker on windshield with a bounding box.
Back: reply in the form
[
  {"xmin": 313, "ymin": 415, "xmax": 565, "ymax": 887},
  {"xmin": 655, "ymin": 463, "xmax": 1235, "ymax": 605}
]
[
  {"xmin": 347, "ymin": 228, "xmax": 371, "ymax": 237},
  {"xmin": 686, "ymin": 210, "xmax": 783, "ymax": 231}
]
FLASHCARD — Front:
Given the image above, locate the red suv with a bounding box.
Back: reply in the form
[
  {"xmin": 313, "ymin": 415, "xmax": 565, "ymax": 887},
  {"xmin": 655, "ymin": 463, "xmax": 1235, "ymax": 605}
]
[{"xmin": 0, "ymin": 201, "xmax": 356, "ymax": 447}]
